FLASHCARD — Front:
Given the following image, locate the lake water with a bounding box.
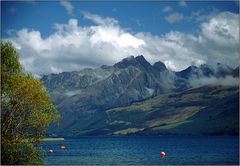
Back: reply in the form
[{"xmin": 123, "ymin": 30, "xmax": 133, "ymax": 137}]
[{"xmin": 41, "ymin": 136, "xmax": 239, "ymax": 165}]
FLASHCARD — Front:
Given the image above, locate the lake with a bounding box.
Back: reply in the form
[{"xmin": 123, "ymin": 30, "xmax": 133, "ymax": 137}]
[{"xmin": 41, "ymin": 136, "xmax": 239, "ymax": 165}]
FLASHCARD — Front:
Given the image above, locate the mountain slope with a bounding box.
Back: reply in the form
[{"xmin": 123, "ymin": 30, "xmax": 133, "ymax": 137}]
[
  {"xmin": 42, "ymin": 55, "xmax": 239, "ymax": 136},
  {"xmin": 44, "ymin": 56, "xmax": 182, "ymax": 132},
  {"xmin": 49, "ymin": 85, "xmax": 238, "ymax": 136}
]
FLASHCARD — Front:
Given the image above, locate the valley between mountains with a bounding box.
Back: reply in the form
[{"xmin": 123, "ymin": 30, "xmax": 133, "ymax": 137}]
[{"xmin": 42, "ymin": 55, "xmax": 239, "ymax": 136}]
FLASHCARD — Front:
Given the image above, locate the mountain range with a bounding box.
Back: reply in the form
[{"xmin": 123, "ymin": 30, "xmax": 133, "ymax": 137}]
[{"xmin": 41, "ymin": 55, "xmax": 239, "ymax": 136}]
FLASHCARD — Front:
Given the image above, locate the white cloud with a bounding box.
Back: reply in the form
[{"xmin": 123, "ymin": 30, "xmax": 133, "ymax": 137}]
[
  {"xmin": 5, "ymin": 11, "xmax": 239, "ymax": 76},
  {"xmin": 162, "ymin": 6, "xmax": 173, "ymax": 13},
  {"xmin": 164, "ymin": 12, "xmax": 183, "ymax": 23},
  {"xmin": 135, "ymin": 31, "xmax": 206, "ymax": 70},
  {"xmin": 60, "ymin": 0, "xmax": 74, "ymax": 15},
  {"xmin": 190, "ymin": 76, "xmax": 239, "ymax": 87},
  {"xmin": 82, "ymin": 11, "xmax": 118, "ymax": 26},
  {"xmin": 201, "ymin": 12, "xmax": 239, "ymax": 47},
  {"xmin": 179, "ymin": 1, "xmax": 187, "ymax": 7}
]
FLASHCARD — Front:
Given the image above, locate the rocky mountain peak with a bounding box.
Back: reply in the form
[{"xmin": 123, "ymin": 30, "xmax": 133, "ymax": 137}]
[
  {"xmin": 199, "ymin": 64, "xmax": 214, "ymax": 77},
  {"xmin": 153, "ymin": 61, "xmax": 167, "ymax": 71},
  {"xmin": 42, "ymin": 55, "xmax": 239, "ymax": 137},
  {"xmin": 182, "ymin": 65, "xmax": 198, "ymax": 73},
  {"xmin": 113, "ymin": 55, "xmax": 151, "ymax": 70},
  {"xmin": 211, "ymin": 63, "xmax": 233, "ymax": 77},
  {"xmin": 135, "ymin": 55, "xmax": 152, "ymax": 67},
  {"xmin": 232, "ymin": 66, "xmax": 239, "ymax": 77},
  {"xmin": 113, "ymin": 56, "xmax": 135, "ymax": 68}
]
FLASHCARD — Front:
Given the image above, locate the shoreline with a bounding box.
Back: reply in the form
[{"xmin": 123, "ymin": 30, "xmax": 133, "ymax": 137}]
[{"xmin": 43, "ymin": 138, "xmax": 64, "ymax": 141}]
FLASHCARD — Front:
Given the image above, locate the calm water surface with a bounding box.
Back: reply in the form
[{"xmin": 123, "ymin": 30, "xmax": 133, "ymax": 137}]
[{"xmin": 41, "ymin": 136, "xmax": 239, "ymax": 165}]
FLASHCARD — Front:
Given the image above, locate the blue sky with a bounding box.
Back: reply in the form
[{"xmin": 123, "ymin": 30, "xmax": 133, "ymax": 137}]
[
  {"xmin": 2, "ymin": 1, "xmax": 238, "ymax": 37},
  {"xmin": 1, "ymin": 1, "xmax": 239, "ymax": 75}
]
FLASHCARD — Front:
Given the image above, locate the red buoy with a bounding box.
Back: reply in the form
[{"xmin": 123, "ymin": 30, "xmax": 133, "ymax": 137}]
[
  {"xmin": 49, "ymin": 149, "xmax": 54, "ymax": 153},
  {"xmin": 60, "ymin": 145, "xmax": 65, "ymax": 150},
  {"xmin": 160, "ymin": 151, "xmax": 166, "ymax": 158}
]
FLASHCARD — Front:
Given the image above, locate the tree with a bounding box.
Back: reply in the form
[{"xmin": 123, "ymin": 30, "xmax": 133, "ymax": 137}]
[{"xmin": 1, "ymin": 41, "xmax": 60, "ymax": 164}]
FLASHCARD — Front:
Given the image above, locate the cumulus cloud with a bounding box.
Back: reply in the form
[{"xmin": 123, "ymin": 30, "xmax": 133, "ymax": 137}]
[
  {"xmin": 201, "ymin": 12, "xmax": 239, "ymax": 47},
  {"xmin": 164, "ymin": 12, "xmax": 183, "ymax": 23},
  {"xmin": 60, "ymin": 0, "xmax": 74, "ymax": 15},
  {"xmin": 5, "ymin": 11, "xmax": 239, "ymax": 76},
  {"xmin": 162, "ymin": 6, "xmax": 173, "ymax": 13}
]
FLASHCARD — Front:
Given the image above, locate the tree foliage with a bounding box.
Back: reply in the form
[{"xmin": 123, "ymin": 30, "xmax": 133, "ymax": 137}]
[{"xmin": 1, "ymin": 41, "xmax": 60, "ymax": 165}]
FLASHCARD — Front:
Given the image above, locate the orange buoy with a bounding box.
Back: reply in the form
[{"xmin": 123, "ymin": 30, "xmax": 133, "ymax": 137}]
[
  {"xmin": 160, "ymin": 151, "xmax": 166, "ymax": 158},
  {"xmin": 60, "ymin": 145, "xmax": 65, "ymax": 150},
  {"xmin": 49, "ymin": 149, "xmax": 54, "ymax": 153}
]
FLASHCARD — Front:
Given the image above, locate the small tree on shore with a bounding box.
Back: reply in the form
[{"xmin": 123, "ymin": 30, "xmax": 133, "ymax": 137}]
[{"xmin": 1, "ymin": 41, "xmax": 60, "ymax": 164}]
